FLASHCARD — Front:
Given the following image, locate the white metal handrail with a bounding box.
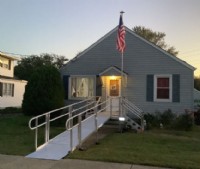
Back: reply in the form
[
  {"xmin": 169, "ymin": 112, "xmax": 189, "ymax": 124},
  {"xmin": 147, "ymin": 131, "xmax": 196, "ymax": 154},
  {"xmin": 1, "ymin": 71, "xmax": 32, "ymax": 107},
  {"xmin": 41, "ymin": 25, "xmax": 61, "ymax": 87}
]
[
  {"xmin": 65, "ymin": 99, "xmax": 109, "ymax": 130},
  {"xmin": 28, "ymin": 98, "xmax": 95, "ymax": 130},
  {"xmin": 122, "ymin": 97, "xmax": 144, "ymax": 130},
  {"xmin": 28, "ymin": 97, "xmax": 99, "ymax": 150},
  {"xmin": 28, "ymin": 96, "xmax": 143, "ymax": 151},
  {"xmin": 123, "ymin": 102, "xmax": 142, "ymax": 118},
  {"xmin": 123, "ymin": 98, "xmax": 143, "ymax": 113},
  {"xmin": 123, "ymin": 104, "xmax": 142, "ymax": 119},
  {"xmin": 65, "ymin": 98, "xmax": 110, "ymax": 152}
]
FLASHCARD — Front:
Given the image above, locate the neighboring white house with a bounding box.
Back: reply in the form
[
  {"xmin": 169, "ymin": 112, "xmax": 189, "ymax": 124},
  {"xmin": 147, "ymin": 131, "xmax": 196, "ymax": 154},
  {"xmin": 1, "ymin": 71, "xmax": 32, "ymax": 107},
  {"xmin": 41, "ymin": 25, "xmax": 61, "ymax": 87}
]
[{"xmin": 0, "ymin": 52, "xmax": 27, "ymax": 108}]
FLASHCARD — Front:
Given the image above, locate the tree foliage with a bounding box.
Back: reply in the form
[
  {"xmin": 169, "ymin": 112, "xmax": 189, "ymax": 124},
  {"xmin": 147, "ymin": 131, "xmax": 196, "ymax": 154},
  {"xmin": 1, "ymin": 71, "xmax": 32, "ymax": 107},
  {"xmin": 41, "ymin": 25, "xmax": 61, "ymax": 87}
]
[
  {"xmin": 14, "ymin": 53, "xmax": 68, "ymax": 81},
  {"xmin": 133, "ymin": 26, "xmax": 178, "ymax": 56},
  {"xmin": 194, "ymin": 76, "xmax": 200, "ymax": 91},
  {"xmin": 22, "ymin": 65, "xmax": 64, "ymax": 116}
]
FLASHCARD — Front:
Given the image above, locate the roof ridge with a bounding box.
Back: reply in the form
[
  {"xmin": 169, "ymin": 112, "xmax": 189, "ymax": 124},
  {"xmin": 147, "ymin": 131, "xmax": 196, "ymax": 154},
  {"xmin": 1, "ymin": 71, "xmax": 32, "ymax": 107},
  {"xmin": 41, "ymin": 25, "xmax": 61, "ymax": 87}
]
[
  {"xmin": 66, "ymin": 26, "xmax": 118, "ymax": 64},
  {"xmin": 125, "ymin": 26, "xmax": 195, "ymax": 71},
  {"xmin": 64, "ymin": 25, "xmax": 195, "ymax": 71}
]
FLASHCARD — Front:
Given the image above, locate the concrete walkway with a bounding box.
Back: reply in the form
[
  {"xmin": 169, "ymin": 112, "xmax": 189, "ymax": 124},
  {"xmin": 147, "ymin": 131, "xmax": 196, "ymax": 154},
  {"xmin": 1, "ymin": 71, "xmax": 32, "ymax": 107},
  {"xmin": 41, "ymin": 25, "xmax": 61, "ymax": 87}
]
[{"xmin": 0, "ymin": 154, "xmax": 172, "ymax": 169}]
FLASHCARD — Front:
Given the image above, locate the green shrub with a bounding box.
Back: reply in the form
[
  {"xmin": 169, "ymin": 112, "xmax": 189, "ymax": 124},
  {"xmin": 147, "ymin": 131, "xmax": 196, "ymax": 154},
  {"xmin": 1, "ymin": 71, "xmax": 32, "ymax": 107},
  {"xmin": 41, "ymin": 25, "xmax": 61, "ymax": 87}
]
[
  {"xmin": 22, "ymin": 65, "xmax": 64, "ymax": 116},
  {"xmin": 144, "ymin": 112, "xmax": 161, "ymax": 129},
  {"xmin": 194, "ymin": 109, "xmax": 200, "ymax": 125},
  {"xmin": 160, "ymin": 109, "xmax": 175, "ymax": 127},
  {"xmin": 172, "ymin": 113, "xmax": 194, "ymax": 131},
  {"xmin": 144, "ymin": 110, "xmax": 194, "ymax": 131}
]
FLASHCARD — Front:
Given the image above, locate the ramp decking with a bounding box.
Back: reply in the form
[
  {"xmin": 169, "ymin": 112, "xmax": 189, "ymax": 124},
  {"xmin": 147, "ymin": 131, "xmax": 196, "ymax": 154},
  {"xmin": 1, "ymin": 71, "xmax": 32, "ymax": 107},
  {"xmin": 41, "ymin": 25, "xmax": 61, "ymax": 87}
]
[{"xmin": 26, "ymin": 112, "xmax": 110, "ymax": 160}]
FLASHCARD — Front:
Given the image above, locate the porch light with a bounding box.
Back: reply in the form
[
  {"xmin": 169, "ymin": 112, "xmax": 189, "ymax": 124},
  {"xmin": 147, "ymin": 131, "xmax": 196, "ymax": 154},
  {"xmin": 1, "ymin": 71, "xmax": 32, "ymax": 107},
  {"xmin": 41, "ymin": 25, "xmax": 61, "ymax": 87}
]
[
  {"xmin": 110, "ymin": 76, "xmax": 116, "ymax": 80},
  {"xmin": 119, "ymin": 117, "xmax": 125, "ymax": 121}
]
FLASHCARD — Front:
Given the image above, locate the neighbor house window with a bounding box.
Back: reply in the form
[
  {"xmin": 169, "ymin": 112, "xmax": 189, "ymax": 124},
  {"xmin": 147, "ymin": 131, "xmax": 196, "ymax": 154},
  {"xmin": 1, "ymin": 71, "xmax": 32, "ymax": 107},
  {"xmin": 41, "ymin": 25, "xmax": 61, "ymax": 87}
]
[
  {"xmin": 0, "ymin": 56, "xmax": 10, "ymax": 69},
  {"xmin": 154, "ymin": 75, "xmax": 172, "ymax": 102},
  {"xmin": 0, "ymin": 83, "xmax": 14, "ymax": 97},
  {"xmin": 70, "ymin": 76, "xmax": 95, "ymax": 98}
]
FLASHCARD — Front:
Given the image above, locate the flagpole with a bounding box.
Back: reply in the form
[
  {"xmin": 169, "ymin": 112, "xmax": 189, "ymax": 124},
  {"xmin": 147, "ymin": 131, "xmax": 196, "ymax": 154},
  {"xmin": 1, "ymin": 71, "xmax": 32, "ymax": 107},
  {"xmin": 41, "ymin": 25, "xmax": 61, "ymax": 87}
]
[
  {"xmin": 121, "ymin": 51, "xmax": 123, "ymax": 96},
  {"xmin": 117, "ymin": 11, "xmax": 125, "ymax": 117},
  {"xmin": 120, "ymin": 51, "xmax": 123, "ymax": 117},
  {"xmin": 120, "ymin": 11, "xmax": 125, "ymax": 95}
]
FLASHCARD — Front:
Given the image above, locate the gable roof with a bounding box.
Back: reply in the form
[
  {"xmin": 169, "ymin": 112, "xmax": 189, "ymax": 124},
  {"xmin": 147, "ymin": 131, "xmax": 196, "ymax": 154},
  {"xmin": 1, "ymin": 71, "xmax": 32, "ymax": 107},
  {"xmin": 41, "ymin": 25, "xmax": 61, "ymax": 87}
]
[
  {"xmin": 66, "ymin": 27, "xmax": 118, "ymax": 64},
  {"xmin": 99, "ymin": 66, "xmax": 128, "ymax": 76},
  {"xmin": 66, "ymin": 26, "xmax": 195, "ymax": 71},
  {"xmin": 0, "ymin": 51, "xmax": 20, "ymax": 61},
  {"xmin": 125, "ymin": 27, "xmax": 196, "ymax": 71}
]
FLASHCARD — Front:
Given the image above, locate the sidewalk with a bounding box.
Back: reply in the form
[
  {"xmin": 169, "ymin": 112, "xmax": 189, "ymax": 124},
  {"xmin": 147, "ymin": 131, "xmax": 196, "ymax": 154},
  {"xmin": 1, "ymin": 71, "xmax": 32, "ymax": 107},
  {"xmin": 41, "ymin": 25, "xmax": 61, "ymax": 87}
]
[{"xmin": 0, "ymin": 154, "xmax": 171, "ymax": 169}]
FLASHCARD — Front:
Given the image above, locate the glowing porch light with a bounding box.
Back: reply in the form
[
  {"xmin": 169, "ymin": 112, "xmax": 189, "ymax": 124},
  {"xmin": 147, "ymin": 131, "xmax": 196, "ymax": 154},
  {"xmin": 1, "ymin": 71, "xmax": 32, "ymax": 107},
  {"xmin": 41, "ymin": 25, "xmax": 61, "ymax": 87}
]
[
  {"xmin": 119, "ymin": 117, "xmax": 125, "ymax": 121},
  {"xmin": 110, "ymin": 76, "xmax": 117, "ymax": 80}
]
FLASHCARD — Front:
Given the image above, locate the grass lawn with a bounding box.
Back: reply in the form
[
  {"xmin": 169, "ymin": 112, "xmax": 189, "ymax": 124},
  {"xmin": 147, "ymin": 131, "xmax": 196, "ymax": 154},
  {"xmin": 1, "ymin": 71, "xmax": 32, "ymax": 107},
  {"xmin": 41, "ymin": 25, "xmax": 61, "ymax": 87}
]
[
  {"xmin": 0, "ymin": 114, "xmax": 65, "ymax": 156},
  {"xmin": 69, "ymin": 127, "xmax": 200, "ymax": 169},
  {"xmin": 1, "ymin": 114, "xmax": 200, "ymax": 169}
]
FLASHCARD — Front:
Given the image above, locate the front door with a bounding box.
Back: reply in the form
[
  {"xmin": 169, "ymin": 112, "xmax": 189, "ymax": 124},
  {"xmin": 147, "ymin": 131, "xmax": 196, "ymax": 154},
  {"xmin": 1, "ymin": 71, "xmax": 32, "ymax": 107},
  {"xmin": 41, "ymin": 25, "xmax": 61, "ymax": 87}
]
[{"xmin": 109, "ymin": 79, "xmax": 120, "ymax": 112}]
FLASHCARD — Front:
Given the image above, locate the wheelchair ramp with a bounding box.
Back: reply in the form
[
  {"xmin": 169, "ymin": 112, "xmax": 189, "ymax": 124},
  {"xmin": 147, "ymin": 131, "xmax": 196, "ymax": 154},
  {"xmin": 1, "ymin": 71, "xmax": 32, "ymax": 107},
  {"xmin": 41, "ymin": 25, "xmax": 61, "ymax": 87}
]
[{"xmin": 26, "ymin": 113, "xmax": 110, "ymax": 160}]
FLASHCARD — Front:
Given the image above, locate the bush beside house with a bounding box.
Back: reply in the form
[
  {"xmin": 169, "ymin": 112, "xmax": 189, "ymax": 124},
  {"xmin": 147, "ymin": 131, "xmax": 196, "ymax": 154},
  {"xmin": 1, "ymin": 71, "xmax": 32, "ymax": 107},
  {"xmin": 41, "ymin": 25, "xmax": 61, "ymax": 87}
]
[
  {"xmin": 22, "ymin": 65, "xmax": 64, "ymax": 116},
  {"xmin": 144, "ymin": 109, "xmax": 194, "ymax": 131}
]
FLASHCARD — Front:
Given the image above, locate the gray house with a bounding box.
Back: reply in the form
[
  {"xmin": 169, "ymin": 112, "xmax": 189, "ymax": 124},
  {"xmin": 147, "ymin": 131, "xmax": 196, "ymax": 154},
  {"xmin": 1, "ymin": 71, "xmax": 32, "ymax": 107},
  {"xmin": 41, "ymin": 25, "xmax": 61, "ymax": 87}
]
[{"xmin": 61, "ymin": 26, "xmax": 195, "ymax": 114}]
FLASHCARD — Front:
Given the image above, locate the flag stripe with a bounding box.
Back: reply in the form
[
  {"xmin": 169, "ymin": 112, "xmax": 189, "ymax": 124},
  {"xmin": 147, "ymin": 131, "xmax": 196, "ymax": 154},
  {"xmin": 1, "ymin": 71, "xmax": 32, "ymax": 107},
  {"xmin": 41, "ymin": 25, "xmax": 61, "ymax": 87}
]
[{"xmin": 116, "ymin": 14, "xmax": 126, "ymax": 53}]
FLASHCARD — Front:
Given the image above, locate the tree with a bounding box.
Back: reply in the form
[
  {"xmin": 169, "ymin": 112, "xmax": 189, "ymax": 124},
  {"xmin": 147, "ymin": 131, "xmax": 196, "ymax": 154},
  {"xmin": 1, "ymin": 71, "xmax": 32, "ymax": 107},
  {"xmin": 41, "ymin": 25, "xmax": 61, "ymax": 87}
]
[
  {"xmin": 22, "ymin": 65, "xmax": 64, "ymax": 116},
  {"xmin": 194, "ymin": 76, "xmax": 200, "ymax": 91},
  {"xmin": 133, "ymin": 26, "xmax": 178, "ymax": 56},
  {"xmin": 14, "ymin": 54, "xmax": 68, "ymax": 81}
]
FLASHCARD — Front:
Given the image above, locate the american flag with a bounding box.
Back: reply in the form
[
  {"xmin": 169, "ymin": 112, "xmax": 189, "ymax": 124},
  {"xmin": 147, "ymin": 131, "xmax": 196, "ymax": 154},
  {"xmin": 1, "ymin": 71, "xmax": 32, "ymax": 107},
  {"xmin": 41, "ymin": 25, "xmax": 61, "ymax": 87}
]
[{"xmin": 116, "ymin": 13, "xmax": 126, "ymax": 53}]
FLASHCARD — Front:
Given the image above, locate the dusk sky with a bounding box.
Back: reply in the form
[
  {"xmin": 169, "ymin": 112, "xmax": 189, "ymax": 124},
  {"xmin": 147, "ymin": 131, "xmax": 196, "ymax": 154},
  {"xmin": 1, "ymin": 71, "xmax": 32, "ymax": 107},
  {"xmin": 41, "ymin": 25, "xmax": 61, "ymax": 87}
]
[{"xmin": 0, "ymin": 0, "xmax": 200, "ymax": 75}]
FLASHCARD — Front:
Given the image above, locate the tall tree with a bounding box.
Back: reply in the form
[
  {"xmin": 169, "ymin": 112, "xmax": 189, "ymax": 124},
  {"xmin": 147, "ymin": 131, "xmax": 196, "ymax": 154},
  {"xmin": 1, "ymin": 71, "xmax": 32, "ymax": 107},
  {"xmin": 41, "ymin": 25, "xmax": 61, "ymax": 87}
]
[
  {"xmin": 133, "ymin": 26, "xmax": 178, "ymax": 56},
  {"xmin": 14, "ymin": 54, "xmax": 68, "ymax": 81}
]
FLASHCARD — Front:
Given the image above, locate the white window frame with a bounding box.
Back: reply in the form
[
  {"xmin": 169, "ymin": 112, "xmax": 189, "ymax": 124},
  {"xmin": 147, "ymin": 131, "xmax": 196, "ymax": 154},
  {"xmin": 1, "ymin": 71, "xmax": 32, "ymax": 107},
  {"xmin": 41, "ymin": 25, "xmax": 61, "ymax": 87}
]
[
  {"xmin": 2, "ymin": 83, "xmax": 14, "ymax": 97},
  {"xmin": 68, "ymin": 75, "xmax": 96, "ymax": 100},
  {"xmin": 154, "ymin": 74, "xmax": 172, "ymax": 102},
  {"xmin": 0, "ymin": 56, "xmax": 10, "ymax": 69}
]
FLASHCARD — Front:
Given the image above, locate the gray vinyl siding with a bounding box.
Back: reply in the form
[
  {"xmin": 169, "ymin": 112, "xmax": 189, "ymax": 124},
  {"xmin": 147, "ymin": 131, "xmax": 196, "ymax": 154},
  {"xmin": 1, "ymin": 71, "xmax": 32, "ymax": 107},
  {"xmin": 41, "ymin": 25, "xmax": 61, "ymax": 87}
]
[{"xmin": 61, "ymin": 27, "xmax": 194, "ymax": 114}]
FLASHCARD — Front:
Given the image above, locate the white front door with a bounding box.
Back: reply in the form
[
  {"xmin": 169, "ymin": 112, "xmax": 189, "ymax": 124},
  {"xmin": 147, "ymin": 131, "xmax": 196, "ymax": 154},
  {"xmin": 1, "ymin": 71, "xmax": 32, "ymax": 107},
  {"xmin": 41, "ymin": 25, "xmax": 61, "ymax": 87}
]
[{"xmin": 108, "ymin": 79, "xmax": 121, "ymax": 112}]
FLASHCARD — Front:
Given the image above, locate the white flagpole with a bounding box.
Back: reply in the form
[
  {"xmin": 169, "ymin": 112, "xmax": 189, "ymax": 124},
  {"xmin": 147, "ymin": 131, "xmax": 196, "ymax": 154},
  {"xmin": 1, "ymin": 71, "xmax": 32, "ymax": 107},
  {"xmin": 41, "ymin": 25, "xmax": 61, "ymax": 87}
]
[
  {"xmin": 121, "ymin": 52, "xmax": 123, "ymax": 96},
  {"xmin": 120, "ymin": 11, "xmax": 125, "ymax": 117},
  {"xmin": 120, "ymin": 11, "xmax": 125, "ymax": 98},
  {"xmin": 120, "ymin": 51, "xmax": 124, "ymax": 117}
]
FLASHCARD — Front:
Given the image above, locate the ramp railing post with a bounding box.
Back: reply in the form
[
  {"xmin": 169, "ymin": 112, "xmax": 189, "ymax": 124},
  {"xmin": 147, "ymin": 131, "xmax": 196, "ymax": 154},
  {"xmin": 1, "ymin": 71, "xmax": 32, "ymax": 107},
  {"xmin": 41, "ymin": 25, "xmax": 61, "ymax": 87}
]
[
  {"xmin": 69, "ymin": 105, "xmax": 73, "ymax": 152},
  {"xmin": 78, "ymin": 114, "xmax": 82, "ymax": 149},
  {"xmin": 119, "ymin": 97, "xmax": 122, "ymax": 117},
  {"xmin": 110, "ymin": 97, "xmax": 112, "ymax": 118},
  {"xmin": 87, "ymin": 99, "xmax": 89, "ymax": 111},
  {"xmin": 94, "ymin": 106, "xmax": 99, "ymax": 144},
  {"xmin": 45, "ymin": 113, "xmax": 50, "ymax": 143},
  {"xmin": 35, "ymin": 118, "xmax": 38, "ymax": 150},
  {"xmin": 122, "ymin": 97, "xmax": 124, "ymax": 116},
  {"xmin": 141, "ymin": 115, "xmax": 144, "ymax": 131}
]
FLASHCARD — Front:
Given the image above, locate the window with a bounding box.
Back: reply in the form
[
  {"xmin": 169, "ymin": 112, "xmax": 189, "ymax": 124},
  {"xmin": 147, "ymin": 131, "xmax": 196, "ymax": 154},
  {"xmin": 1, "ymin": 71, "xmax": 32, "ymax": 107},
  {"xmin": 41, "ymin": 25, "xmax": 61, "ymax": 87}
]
[
  {"xmin": 0, "ymin": 56, "xmax": 10, "ymax": 69},
  {"xmin": 0, "ymin": 83, "xmax": 14, "ymax": 97},
  {"xmin": 70, "ymin": 77, "xmax": 95, "ymax": 98},
  {"xmin": 154, "ymin": 75, "xmax": 172, "ymax": 102}
]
